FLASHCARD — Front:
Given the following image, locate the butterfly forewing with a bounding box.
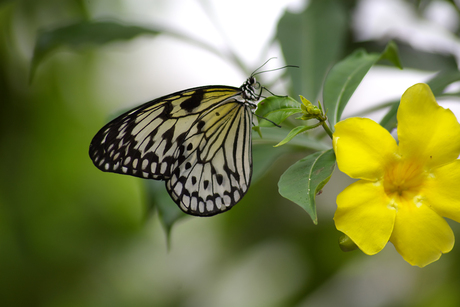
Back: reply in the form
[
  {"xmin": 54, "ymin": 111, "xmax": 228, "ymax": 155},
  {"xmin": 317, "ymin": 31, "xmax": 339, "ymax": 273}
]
[{"xmin": 89, "ymin": 81, "xmax": 257, "ymax": 216}]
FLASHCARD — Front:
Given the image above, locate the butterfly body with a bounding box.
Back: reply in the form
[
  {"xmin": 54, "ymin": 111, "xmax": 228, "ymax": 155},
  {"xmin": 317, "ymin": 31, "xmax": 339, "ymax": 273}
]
[{"xmin": 90, "ymin": 77, "xmax": 260, "ymax": 216}]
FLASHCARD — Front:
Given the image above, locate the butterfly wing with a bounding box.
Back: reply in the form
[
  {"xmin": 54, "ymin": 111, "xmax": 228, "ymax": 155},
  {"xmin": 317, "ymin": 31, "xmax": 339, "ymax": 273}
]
[
  {"xmin": 166, "ymin": 100, "xmax": 253, "ymax": 216},
  {"xmin": 89, "ymin": 85, "xmax": 254, "ymax": 216}
]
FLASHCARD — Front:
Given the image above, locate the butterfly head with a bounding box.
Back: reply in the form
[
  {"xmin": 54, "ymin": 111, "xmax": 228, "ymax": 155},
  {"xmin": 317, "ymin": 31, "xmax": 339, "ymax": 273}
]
[{"xmin": 241, "ymin": 76, "xmax": 261, "ymax": 102}]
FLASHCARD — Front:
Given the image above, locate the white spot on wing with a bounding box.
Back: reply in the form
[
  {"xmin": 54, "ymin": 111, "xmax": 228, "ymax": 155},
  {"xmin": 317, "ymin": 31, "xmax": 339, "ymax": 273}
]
[
  {"xmin": 183, "ymin": 195, "xmax": 190, "ymax": 208},
  {"xmin": 215, "ymin": 197, "xmax": 222, "ymax": 209},
  {"xmin": 160, "ymin": 162, "xmax": 167, "ymax": 174},
  {"xmin": 206, "ymin": 200, "xmax": 214, "ymax": 212},
  {"xmin": 191, "ymin": 197, "xmax": 198, "ymax": 211},
  {"xmin": 142, "ymin": 159, "xmax": 149, "ymax": 170},
  {"xmin": 233, "ymin": 190, "xmax": 240, "ymax": 202},
  {"xmin": 174, "ymin": 182, "xmax": 183, "ymax": 196},
  {"xmin": 151, "ymin": 162, "xmax": 157, "ymax": 173}
]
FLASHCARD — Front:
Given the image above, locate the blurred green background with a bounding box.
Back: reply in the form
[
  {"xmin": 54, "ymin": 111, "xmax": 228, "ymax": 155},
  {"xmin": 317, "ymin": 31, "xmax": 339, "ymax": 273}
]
[{"xmin": 2, "ymin": 0, "xmax": 460, "ymax": 306}]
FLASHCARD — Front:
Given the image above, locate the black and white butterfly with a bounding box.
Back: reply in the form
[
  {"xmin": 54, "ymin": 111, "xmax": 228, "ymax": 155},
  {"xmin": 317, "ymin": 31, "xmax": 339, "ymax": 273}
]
[{"xmin": 89, "ymin": 76, "xmax": 262, "ymax": 216}]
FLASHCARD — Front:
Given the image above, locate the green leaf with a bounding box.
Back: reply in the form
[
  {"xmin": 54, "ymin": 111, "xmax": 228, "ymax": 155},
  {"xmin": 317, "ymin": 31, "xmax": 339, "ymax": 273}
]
[
  {"xmin": 31, "ymin": 21, "xmax": 160, "ymax": 81},
  {"xmin": 323, "ymin": 49, "xmax": 380, "ymax": 130},
  {"xmin": 255, "ymin": 96, "xmax": 301, "ymax": 127},
  {"xmin": 379, "ymin": 41, "xmax": 403, "ymax": 69},
  {"xmin": 278, "ymin": 149, "xmax": 336, "ymax": 224},
  {"xmin": 252, "ymin": 128, "xmax": 330, "ymax": 152},
  {"xmin": 427, "ymin": 70, "xmax": 460, "ymax": 96},
  {"xmin": 380, "ymin": 101, "xmax": 399, "ymax": 132},
  {"xmin": 252, "ymin": 143, "xmax": 301, "ymax": 182},
  {"xmin": 323, "ymin": 41, "xmax": 404, "ymax": 131},
  {"xmin": 252, "ymin": 125, "xmax": 263, "ymax": 138},
  {"xmin": 276, "ymin": 0, "xmax": 349, "ymax": 100},
  {"xmin": 144, "ymin": 181, "xmax": 187, "ymax": 243},
  {"xmin": 351, "ymin": 40, "xmax": 457, "ymax": 72},
  {"xmin": 274, "ymin": 125, "xmax": 318, "ymax": 147},
  {"xmin": 276, "ymin": 0, "xmax": 347, "ymax": 99}
]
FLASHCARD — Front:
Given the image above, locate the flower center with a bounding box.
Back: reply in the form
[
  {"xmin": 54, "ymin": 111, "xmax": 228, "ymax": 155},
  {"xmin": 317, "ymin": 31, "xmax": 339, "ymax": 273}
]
[{"xmin": 383, "ymin": 159, "xmax": 426, "ymax": 206}]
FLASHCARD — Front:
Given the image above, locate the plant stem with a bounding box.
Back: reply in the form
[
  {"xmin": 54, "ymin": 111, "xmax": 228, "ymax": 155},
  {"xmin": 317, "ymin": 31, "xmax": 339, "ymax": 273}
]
[{"xmin": 322, "ymin": 121, "xmax": 334, "ymax": 139}]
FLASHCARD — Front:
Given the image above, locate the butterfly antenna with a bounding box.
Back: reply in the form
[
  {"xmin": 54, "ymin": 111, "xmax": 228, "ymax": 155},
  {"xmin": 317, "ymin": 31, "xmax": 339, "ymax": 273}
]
[
  {"xmin": 252, "ymin": 64, "xmax": 299, "ymax": 77},
  {"xmin": 251, "ymin": 57, "xmax": 278, "ymax": 76},
  {"xmin": 262, "ymin": 87, "xmax": 277, "ymax": 96}
]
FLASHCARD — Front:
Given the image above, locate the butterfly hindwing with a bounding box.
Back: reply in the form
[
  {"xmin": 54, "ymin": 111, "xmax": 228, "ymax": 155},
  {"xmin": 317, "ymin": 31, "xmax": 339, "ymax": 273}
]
[{"xmin": 166, "ymin": 100, "xmax": 253, "ymax": 216}]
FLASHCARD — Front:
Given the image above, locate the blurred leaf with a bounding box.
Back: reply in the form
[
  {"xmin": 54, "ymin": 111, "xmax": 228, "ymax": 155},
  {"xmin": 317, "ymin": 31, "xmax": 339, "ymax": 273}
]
[
  {"xmin": 278, "ymin": 149, "xmax": 336, "ymax": 224},
  {"xmin": 252, "ymin": 143, "xmax": 301, "ymax": 182},
  {"xmin": 396, "ymin": 42, "xmax": 458, "ymax": 72},
  {"xmin": 31, "ymin": 20, "xmax": 160, "ymax": 81},
  {"xmin": 276, "ymin": 0, "xmax": 348, "ymax": 99},
  {"xmin": 255, "ymin": 96, "xmax": 301, "ymax": 127},
  {"xmin": 380, "ymin": 101, "xmax": 399, "ymax": 132},
  {"xmin": 427, "ymin": 70, "xmax": 460, "ymax": 96},
  {"xmin": 252, "ymin": 125, "xmax": 263, "ymax": 138},
  {"xmin": 351, "ymin": 40, "xmax": 458, "ymax": 71},
  {"xmin": 379, "ymin": 41, "xmax": 403, "ymax": 69},
  {"xmin": 144, "ymin": 181, "xmax": 187, "ymax": 240}
]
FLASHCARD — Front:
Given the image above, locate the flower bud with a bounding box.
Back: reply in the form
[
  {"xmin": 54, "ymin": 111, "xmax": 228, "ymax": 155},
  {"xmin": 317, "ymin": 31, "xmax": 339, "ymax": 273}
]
[{"xmin": 338, "ymin": 233, "xmax": 359, "ymax": 252}]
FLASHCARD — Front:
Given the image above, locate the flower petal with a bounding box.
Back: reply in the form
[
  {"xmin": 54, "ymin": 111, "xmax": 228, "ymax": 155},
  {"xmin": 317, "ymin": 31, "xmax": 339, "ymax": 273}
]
[
  {"xmin": 390, "ymin": 199, "xmax": 454, "ymax": 267},
  {"xmin": 423, "ymin": 160, "xmax": 460, "ymax": 223},
  {"xmin": 334, "ymin": 180, "xmax": 395, "ymax": 255},
  {"xmin": 333, "ymin": 118, "xmax": 398, "ymax": 180},
  {"xmin": 398, "ymin": 83, "xmax": 460, "ymax": 169}
]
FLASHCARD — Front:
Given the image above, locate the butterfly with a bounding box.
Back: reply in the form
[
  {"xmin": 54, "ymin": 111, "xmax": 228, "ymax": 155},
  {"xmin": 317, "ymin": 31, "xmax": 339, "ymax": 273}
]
[{"xmin": 89, "ymin": 75, "xmax": 262, "ymax": 216}]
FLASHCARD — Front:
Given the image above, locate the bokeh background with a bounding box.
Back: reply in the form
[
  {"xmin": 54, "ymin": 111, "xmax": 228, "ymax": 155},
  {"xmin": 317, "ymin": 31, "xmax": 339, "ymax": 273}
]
[{"xmin": 2, "ymin": 0, "xmax": 460, "ymax": 306}]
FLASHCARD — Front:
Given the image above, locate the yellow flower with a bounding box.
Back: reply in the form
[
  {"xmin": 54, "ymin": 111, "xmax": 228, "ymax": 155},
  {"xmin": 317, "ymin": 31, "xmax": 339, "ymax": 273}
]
[{"xmin": 333, "ymin": 83, "xmax": 460, "ymax": 267}]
